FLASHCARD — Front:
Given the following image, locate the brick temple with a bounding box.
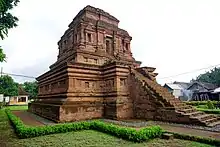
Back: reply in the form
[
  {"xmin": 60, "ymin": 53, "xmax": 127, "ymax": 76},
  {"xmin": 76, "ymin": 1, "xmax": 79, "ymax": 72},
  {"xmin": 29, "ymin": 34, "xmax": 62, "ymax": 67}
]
[{"xmin": 29, "ymin": 5, "xmax": 220, "ymax": 126}]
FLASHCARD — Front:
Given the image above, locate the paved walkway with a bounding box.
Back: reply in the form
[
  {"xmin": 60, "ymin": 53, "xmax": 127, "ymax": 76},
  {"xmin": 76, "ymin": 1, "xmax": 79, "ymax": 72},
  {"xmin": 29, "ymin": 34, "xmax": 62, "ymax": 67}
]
[
  {"xmin": 155, "ymin": 123, "xmax": 220, "ymax": 140},
  {"xmin": 13, "ymin": 111, "xmax": 44, "ymax": 126},
  {"xmin": 12, "ymin": 111, "xmax": 55, "ymax": 126}
]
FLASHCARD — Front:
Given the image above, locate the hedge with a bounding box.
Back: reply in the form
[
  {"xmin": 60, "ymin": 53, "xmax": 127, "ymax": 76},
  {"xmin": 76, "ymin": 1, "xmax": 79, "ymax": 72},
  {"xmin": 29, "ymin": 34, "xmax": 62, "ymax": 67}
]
[
  {"xmin": 5, "ymin": 109, "xmax": 162, "ymax": 142},
  {"xmin": 196, "ymin": 108, "xmax": 220, "ymax": 114},
  {"xmin": 167, "ymin": 132, "xmax": 220, "ymax": 146},
  {"xmin": 185, "ymin": 101, "xmax": 219, "ymax": 106}
]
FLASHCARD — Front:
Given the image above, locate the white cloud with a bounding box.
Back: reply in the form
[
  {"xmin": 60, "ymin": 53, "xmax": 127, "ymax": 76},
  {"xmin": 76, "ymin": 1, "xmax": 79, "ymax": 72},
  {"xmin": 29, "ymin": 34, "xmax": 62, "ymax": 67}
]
[{"xmin": 1, "ymin": 0, "xmax": 220, "ymax": 84}]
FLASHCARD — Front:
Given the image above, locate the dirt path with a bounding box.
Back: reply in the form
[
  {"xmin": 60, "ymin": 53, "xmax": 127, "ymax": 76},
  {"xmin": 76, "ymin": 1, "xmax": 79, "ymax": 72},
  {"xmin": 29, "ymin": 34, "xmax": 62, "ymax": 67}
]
[{"xmin": 12, "ymin": 111, "xmax": 44, "ymax": 126}]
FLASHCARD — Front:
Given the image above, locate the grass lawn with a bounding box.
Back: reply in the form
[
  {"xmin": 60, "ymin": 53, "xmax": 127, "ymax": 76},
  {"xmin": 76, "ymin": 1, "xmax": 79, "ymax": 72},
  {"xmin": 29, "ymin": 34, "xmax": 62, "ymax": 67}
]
[
  {"xmin": 5, "ymin": 105, "xmax": 28, "ymax": 111},
  {"xmin": 0, "ymin": 107, "xmax": 213, "ymax": 147}
]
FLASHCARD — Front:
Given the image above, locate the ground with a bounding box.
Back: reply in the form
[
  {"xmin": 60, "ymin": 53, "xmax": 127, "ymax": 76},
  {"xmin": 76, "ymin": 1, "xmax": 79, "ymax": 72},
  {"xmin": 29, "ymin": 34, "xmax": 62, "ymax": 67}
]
[{"xmin": 0, "ymin": 106, "xmax": 214, "ymax": 147}]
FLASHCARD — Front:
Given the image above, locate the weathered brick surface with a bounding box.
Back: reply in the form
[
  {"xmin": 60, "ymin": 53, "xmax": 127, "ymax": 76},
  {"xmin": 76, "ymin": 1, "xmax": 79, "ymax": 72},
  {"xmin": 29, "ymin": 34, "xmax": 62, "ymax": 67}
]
[
  {"xmin": 60, "ymin": 102, "xmax": 104, "ymax": 122},
  {"xmin": 28, "ymin": 103, "xmax": 60, "ymax": 122}
]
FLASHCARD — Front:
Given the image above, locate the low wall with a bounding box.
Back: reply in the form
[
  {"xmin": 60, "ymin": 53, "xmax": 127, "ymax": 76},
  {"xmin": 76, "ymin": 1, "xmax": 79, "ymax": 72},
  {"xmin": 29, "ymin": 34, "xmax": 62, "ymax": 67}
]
[{"xmin": 28, "ymin": 102, "xmax": 60, "ymax": 122}]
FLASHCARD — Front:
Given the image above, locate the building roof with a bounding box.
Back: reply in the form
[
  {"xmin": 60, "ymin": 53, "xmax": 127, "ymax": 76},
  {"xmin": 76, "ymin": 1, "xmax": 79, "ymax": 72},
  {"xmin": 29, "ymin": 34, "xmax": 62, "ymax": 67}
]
[
  {"xmin": 187, "ymin": 81, "xmax": 217, "ymax": 90},
  {"xmin": 173, "ymin": 81, "xmax": 191, "ymax": 89},
  {"xmin": 212, "ymin": 87, "xmax": 220, "ymax": 93},
  {"xmin": 18, "ymin": 86, "xmax": 28, "ymax": 96},
  {"xmin": 164, "ymin": 83, "xmax": 183, "ymax": 90}
]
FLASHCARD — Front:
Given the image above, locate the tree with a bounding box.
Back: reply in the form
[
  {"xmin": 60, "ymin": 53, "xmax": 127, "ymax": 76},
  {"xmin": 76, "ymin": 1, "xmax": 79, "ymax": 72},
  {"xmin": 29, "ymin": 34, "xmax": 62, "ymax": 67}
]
[
  {"xmin": 0, "ymin": 0, "xmax": 20, "ymax": 62},
  {"xmin": 195, "ymin": 67, "xmax": 220, "ymax": 86},
  {"xmin": 23, "ymin": 81, "xmax": 38, "ymax": 100},
  {"xmin": 0, "ymin": 75, "xmax": 18, "ymax": 96}
]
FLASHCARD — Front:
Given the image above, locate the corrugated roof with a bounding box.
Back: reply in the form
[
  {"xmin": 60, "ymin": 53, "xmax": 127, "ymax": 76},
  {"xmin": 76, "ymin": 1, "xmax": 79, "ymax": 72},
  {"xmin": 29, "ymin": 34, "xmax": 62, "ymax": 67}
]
[
  {"xmin": 165, "ymin": 83, "xmax": 183, "ymax": 90},
  {"xmin": 173, "ymin": 81, "xmax": 191, "ymax": 89},
  {"xmin": 213, "ymin": 87, "xmax": 220, "ymax": 93},
  {"xmin": 187, "ymin": 81, "xmax": 217, "ymax": 90}
]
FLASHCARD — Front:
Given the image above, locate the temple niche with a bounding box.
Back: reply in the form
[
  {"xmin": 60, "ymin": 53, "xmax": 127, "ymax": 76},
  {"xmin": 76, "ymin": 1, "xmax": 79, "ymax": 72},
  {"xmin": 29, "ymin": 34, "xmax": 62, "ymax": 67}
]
[{"xmin": 28, "ymin": 5, "xmax": 220, "ymax": 127}]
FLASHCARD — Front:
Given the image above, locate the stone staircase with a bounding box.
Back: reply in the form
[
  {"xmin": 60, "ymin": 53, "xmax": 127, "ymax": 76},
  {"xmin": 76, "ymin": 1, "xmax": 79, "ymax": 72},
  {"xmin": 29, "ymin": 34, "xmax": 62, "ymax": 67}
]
[{"xmin": 131, "ymin": 68, "xmax": 220, "ymax": 127}]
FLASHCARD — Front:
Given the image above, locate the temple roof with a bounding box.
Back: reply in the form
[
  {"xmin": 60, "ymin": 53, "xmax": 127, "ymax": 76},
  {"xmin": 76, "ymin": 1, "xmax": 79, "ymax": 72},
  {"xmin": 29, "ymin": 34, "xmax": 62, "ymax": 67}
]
[
  {"xmin": 68, "ymin": 5, "xmax": 119, "ymax": 27},
  {"xmin": 84, "ymin": 5, "xmax": 119, "ymax": 22}
]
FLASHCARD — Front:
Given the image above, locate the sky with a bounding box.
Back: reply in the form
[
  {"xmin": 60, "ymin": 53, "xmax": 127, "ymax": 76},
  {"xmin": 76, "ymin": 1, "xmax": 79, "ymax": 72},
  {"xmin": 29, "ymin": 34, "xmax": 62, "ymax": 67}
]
[{"xmin": 1, "ymin": 0, "xmax": 220, "ymax": 85}]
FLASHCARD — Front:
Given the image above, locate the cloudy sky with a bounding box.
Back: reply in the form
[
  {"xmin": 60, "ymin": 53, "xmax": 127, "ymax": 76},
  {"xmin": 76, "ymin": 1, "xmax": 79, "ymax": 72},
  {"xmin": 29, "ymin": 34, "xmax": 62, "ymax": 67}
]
[{"xmin": 1, "ymin": 0, "xmax": 220, "ymax": 84}]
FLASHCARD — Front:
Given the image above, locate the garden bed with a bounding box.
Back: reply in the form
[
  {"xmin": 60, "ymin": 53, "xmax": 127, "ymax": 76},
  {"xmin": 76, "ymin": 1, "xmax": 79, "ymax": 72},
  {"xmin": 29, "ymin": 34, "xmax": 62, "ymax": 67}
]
[{"xmin": 6, "ymin": 109, "xmax": 163, "ymax": 142}]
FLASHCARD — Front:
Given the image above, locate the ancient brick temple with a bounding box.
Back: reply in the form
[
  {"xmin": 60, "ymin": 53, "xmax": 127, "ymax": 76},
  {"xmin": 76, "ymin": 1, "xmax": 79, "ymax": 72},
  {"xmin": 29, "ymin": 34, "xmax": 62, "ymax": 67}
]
[{"xmin": 29, "ymin": 5, "xmax": 220, "ymax": 126}]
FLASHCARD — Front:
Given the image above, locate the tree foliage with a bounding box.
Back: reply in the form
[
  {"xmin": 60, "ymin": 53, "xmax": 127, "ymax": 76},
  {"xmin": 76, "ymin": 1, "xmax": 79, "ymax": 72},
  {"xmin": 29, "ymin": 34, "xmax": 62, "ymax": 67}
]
[
  {"xmin": 23, "ymin": 81, "xmax": 38, "ymax": 99},
  {"xmin": 0, "ymin": 0, "xmax": 20, "ymax": 62},
  {"xmin": 0, "ymin": 75, "xmax": 18, "ymax": 96},
  {"xmin": 195, "ymin": 67, "xmax": 220, "ymax": 86},
  {"xmin": 0, "ymin": 47, "xmax": 6, "ymax": 62}
]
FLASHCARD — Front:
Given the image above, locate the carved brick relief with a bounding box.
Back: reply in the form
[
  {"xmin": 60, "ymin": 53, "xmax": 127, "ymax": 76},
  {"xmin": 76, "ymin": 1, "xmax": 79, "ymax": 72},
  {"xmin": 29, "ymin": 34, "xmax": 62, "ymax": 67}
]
[{"xmin": 120, "ymin": 78, "xmax": 127, "ymax": 86}]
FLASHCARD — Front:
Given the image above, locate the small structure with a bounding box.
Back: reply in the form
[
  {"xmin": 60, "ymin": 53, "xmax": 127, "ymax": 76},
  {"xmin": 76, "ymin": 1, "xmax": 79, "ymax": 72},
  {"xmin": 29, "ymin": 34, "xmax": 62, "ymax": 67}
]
[
  {"xmin": 211, "ymin": 87, "xmax": 220, "ymax": 101},
  {"xmin": 0, "ymin": 94, "xmax": 3, "ymax": 102},
  {"xmin": 187, "ymin": 81, "xmax": 217, "ymax": 101},
  {"xmin": 9, "ymin": 86, "xmax": 29, "ymax": 105},
  {"xmin": 163, "ymin": 81, "xmax": 192, "ymax": 101},
  {"xmin": 164, "ymin": 83, "xmax": 183, "ymax": 98}
]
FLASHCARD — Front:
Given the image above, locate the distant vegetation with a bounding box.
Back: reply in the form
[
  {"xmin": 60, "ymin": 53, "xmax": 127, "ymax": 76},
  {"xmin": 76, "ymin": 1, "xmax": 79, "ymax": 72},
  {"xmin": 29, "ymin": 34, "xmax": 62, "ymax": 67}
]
[
  {"xmin": 192, "ymin": 67, "xmax": 220, "ymax": 86},
  {"xmin": 0, "ymin": 75, "xmax": 38, "ymax": 99}
]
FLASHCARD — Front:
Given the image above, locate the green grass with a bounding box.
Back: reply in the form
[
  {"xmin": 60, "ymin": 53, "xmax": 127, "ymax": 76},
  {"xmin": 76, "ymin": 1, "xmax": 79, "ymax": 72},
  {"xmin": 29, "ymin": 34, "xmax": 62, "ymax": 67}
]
[
  {"xmin": 0, "ymin": 109, "xmax": 213, "ymax": 147},
  {"xmin": 5, "ymin": 105, "xmax": 28, "ymax": 111}
]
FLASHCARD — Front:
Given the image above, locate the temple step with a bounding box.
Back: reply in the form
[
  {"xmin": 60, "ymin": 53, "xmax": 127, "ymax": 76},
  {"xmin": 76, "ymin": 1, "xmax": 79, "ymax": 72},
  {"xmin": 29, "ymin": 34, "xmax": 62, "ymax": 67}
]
[
  {"xmin": 192, "ymin": 114, "xmax": 215, "ymax": 121},
  {"xmin": 207, "ymin": 120, "xmax": 220, "ymax": 127},
  {"xmin": 132, "ymin": 68, "xmax": 220, "ymax": 127},
  {"xmin": 203, "ymin": 117, "xmax": 218, "ymax": 124},
  {"xmin": 187, "ymin": 111, "xmax": 205, "ymax": 117},
  {"xmin": 177, "ymin": 108, "xmax": 196, "ymax": 114}
]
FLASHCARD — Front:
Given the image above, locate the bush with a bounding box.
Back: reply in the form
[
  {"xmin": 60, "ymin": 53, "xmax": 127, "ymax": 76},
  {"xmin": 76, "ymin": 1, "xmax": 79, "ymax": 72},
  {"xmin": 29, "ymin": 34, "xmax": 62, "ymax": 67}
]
[
  {"xmin": 167, "ymin": 132, "xmax": 220, "ymax": 146},
  {"xmin": 5, "ymin": 109, "xmax": 163, "ymax": 142},
  {"xmin": 197, "ymin": 105, "xmax": 208, "ymax": 109},
  {"xmin": 185, "ymin": 101, "xmax": 218, "ymax": 107},
  {"xmin": 207, "ymin": 100, "xmax": 215, "ymax": 109},
  {"xmin": 196, "ymin": 108, "xmax": 220, "ymax": 114}
]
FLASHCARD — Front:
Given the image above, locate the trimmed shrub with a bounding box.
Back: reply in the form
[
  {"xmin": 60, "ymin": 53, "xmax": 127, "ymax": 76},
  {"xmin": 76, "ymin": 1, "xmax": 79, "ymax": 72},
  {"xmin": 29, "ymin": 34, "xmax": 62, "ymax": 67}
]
[
  {"xmin": 207, "ymin": 100, "xmax": 215, "ymax": 109},
  {"xmin": 197, "ymin": 105, "xmax": 208, "ymax": 109},
  {"xmin": 185, "ymin": 101, "xmax": 218, "ymax": 106},
  {"xmin": 196, "ymin": 108, "xmax": 220, "ymax": 114},
  {"xmin": 167, "ymin": 132, "xmax": 220, "ymax": 146},
  {"xmin": 5, "ymin": 109, "xmax": 162, "ymax": 142}
]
